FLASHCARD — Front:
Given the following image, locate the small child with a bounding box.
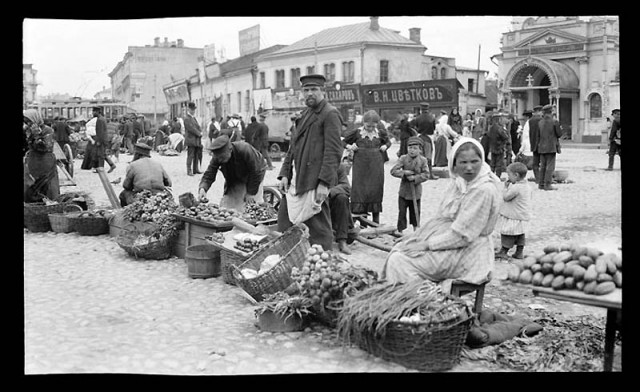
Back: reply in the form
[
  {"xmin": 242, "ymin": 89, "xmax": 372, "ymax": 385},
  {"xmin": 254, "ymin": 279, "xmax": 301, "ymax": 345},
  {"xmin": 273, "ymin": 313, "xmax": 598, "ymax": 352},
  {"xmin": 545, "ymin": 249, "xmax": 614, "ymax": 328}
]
[
  {"xmin": 495, "ymin": 162, "xmax": 533, "ymax": 259},
  {"xmin": 390, "ymin": 136, "xmax": 430, "ymax": 234}
]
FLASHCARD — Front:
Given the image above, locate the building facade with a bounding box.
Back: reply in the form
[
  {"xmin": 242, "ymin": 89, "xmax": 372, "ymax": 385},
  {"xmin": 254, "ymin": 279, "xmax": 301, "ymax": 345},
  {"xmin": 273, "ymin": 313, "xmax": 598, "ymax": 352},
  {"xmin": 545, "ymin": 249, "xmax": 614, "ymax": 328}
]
[
  {"xmin": 23, "ymin": 64, "xmax": 38, "ymax": 109},
  {"xmin": 494, "ymin": 16, "xmax": 620, "ymax": 142},
  {"xmin": 456, "ymin": 66, "xmax": 489, "ymax": 116},
  {"xmin": 109, "ymin": 37, "xmax": 203, "ymax": 126}
]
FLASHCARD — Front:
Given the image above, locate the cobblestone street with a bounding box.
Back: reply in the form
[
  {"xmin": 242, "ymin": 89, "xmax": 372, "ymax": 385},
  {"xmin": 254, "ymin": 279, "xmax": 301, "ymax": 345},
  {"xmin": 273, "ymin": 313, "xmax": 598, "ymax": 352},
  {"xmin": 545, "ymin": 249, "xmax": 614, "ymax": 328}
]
[{"xmin": 23, "ymin": 143, "xmax": 622, "ymax": 374}]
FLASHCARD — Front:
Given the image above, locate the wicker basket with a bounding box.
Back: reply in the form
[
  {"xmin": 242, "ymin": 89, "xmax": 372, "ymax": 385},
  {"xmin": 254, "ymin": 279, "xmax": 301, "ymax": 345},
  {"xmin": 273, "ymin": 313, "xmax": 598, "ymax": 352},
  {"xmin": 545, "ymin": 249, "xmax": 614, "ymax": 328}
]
[
  {"xmin": 356, "ymin": 302, "xmax": 474, "ymax": 372},
  {"xmin": 232, "ymin": 224, "xmax": 310, "ymax": 302},
  {"xmin": 116, "ymin": 224, "xmax": 175, "ymax": 260},
  {"xmin": 24, "ymin": 202, "xmax": 68, "ymax": 232},
  {"xmin": 71, "ymin": 213, "xmax": 110, "ymax": 236},
  {"xmin": 48, "ymin": 204, "xmax": 83, "ymax": 233},
  {"xmin": 217, "ymin": 245, "xmax": 253, "ymax": 286}
]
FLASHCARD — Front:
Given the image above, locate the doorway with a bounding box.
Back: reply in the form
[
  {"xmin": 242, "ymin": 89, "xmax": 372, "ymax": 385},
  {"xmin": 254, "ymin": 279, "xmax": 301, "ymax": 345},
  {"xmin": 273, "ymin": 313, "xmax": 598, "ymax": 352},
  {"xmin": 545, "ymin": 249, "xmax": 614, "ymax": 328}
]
[{"xmin": 559, "ymin": 98, "xmax": 572, "ymax": 139}]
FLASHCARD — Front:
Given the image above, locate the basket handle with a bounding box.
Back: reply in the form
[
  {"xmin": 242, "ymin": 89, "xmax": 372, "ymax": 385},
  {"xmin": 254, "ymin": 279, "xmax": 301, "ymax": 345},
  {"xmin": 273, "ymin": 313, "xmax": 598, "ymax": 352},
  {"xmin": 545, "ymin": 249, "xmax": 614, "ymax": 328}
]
[{"xmin": 63, "ymin": 203, "xmax": 84, "ymax": 213}]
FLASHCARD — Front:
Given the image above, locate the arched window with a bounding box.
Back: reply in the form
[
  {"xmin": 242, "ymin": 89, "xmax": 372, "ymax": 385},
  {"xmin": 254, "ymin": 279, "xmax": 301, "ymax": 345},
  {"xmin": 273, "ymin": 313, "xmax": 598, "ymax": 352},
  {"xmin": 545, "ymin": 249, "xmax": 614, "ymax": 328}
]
[
  {"xmin": 440, "ymin": 67, "xmax": 447, "ymax": 79},
  {"xmin": 589, "ymin": 93, "xmax": 602, "ymax": 119},
  {"xmin": 431, "ymin": 66, "xmax": 438, "ymax": 79}
]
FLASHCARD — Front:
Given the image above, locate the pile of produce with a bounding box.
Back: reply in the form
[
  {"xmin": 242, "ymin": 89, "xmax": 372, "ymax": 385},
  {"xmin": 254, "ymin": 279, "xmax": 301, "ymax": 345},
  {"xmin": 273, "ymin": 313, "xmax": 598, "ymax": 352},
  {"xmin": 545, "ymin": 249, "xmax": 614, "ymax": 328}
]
[
  {"xmin": 233, "ymin": 233, "xmax": 268, "ymax": 254},
  {"xmin": 121, "ymin": 190, "xmax": 181, "ymax": 238},
  {"xmin": 77, "ymin": 209, "xmax": 111, "ymax": 219},
  {"xmin": 290, "ymin": 244, "xmax": 378, "ymax": 311},
  {"xmin": 174, "ymin": 203, "xmax": 240, "ymax": 222},
  {"xmin": 254, "ymin": 292, "xmax": 313, "ymax": 322},
  {"xmin": 242, "ymin": 203, "xmax": 277, "ymax": 222},
  {"xmin": 508, "ymin": 243, "xmax": 622, "ymax": 295},
  {"xmin": 204, "ymin": 232, "xmax": 225, "ymax": 244}
]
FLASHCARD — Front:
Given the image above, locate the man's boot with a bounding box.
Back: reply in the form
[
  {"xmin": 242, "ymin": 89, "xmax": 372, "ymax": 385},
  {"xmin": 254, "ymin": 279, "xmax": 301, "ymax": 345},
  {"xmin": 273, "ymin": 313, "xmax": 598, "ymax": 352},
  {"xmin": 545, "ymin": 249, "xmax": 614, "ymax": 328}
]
[
  {"xmin": 187, "ymin": 167, "xmax": 194, "ymax": 176},
  {"xmin": 338, "ymin": 239, "xmax": 352, "ymax": 255},
  {"xmin": 495, "ymin": 247, "xmax": 509, "ymax": 259},
  {"xmin": 512, "ymin": 246, "xmax": 524, "ymax": 259},
  {"xmin": 606, "ymin": 154, "xmax": 614, "ymax": 171}
]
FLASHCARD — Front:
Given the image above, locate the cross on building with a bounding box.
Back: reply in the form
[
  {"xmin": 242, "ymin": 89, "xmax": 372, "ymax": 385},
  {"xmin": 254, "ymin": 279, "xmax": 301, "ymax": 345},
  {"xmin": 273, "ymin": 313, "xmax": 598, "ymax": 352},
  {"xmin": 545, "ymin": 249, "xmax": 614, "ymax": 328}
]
[{"xmin": 526, "ymin": 74, "xmax": 535, "ymax": 87}]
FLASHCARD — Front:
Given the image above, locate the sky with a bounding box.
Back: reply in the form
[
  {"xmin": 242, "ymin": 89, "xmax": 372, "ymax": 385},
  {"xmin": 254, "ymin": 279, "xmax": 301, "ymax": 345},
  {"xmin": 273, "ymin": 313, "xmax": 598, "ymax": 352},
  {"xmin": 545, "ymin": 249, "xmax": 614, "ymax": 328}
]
[{"xmin": 23, "ymin": 16, "xmax": 520, "ymax": 98}]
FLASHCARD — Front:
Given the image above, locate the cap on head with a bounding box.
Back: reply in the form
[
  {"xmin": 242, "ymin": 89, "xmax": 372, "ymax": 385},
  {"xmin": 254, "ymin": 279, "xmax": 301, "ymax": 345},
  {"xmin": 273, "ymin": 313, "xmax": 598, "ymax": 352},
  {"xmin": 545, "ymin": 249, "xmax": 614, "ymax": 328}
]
[
  {"xmin": 134, "ymin": 142, "xmax": 152, "ymax": 157},
  {"xmin": 419, "ymin": 102, "xmax": 430, "ymax": 108},
  {"xmin": 542, "ymin": 104, "xmax": 554, "ymax": 113},
  {"xmin": 611, "ymin": 109, "xmax": 620, "ymax": 115},
  {"xmin": 407, "ymin": 136, "xmax": 424, "ymax": 147},
  {"xmin": 210, "ymin": 135, "xmax": 230, "ymax": 152},
  {"xmin": 299, "ymin": 74, "xmax": 326, "ymax": 87},
  {"xmin": 363, "ymin": 110, "xmax": 380, "ymax": 123},
  {"xmin": 523, "ymin": 110, "xmax": 533, "ymax": 117},
  {"xmin": 187, "ymin": 102, "xmax": 197, "ymax": 110},
  {"xmin": 533, "ymin": 105, "xmax": 543, "ymax": 112}
]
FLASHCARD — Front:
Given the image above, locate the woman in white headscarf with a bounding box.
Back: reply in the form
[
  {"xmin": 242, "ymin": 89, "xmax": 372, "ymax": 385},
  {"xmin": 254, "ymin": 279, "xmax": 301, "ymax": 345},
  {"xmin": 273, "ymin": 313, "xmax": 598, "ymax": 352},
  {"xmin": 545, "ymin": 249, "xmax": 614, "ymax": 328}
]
[{"xmin": 382, "ymin": 137, "xmax": 502, "ymax": 293}]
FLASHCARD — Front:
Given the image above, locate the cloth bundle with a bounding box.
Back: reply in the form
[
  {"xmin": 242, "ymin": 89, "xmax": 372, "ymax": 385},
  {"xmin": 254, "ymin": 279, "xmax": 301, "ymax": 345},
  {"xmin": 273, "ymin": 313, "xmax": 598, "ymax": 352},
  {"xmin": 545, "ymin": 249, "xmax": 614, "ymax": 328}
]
[{"xmin": 465, "ymin": 309, "xmax": 543, "ymax": 348}]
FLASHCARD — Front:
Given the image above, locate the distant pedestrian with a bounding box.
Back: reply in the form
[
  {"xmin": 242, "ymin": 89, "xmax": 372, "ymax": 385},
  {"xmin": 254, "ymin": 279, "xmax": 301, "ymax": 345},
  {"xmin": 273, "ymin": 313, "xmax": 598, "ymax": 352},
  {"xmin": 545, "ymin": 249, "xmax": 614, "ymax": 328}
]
[
  {"xmin": 516, "ymin": 110, "xmax": 534, "ymax": 171},
  {"xmin": 243, "ymin": 116, "xmax": 259, "ymax": 150},
  {"xmin": 507, "ymin": 113, "xmax": 521, "ymax": 164},
  {"xmin": 528, "ymin": 105, "xmax": 544, "ymax": 184},
  {"xmin": 52, "ymin": 116, "xmax": 72, "ymax": 151},
  {"xmin": 184, "ymin": 102, "xmax": 203, "ymax": 176},
  {"xmin": 390, "ymin": 136, "xmax": 429, "ymax": 234},
  {"xmin": 411, "ymin": 102, "xmax": 436, "ymax": 178},
  {"xmin": 606, "ymin": 109, "xmax": 621, "ymax": 171},
  {"xmin": 448, "ymin": 107, "xmax": 463, "ymax": 134},
  {"xmin": 396, "ymin": 114, "xmax": 418, "ymax": 158},
  {"xmin": 485, "ymin": 112, "xmax": 509, "ymax": 178},
  {"xmin": 536, "ymin": 104, "xmax": 563, "ymax": 191},
  {"xmin": 472, "ymin": 108, "xmax": 486, "ymax": 140},
  {"xmin": 462, "ymin": 113, "xmax": 473, "ymax": 138},
  {"xmin": 256, "ymin": 113, "xmax": 274, "ymax": 170},
  {"xmin": 495, "ymin": 161, "xmax": 532, "ymax": 260}
]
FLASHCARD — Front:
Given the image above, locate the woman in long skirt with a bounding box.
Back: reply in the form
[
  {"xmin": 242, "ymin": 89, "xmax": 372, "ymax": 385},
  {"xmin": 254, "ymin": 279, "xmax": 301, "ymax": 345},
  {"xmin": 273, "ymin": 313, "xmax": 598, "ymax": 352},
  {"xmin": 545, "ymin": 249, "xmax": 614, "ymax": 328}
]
[{"xmin": 343, "ymin": 110, "xmax": 391, "ymax": 224}]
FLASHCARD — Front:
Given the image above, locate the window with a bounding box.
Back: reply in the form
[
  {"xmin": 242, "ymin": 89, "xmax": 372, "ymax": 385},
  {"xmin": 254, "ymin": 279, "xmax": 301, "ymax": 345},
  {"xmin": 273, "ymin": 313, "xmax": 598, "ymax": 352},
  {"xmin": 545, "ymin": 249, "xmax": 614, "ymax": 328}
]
[
  {"xmin": 245, "ymin": 90, "xmax": 250, "ymax": 112},
  {"xmin": 237, "ymin": 92, "xmax": 242, "ymax": 113},
  {"xmin": 589, "ymin": 93, "xmax": 602, "ymax": 119},
  {"xmin": 380, "ymin": 60, "xmax": 389, "ymax": 83},
  {"xmin": 342, "ymin": 61, "xmax": 355, "ymax": 83},
  {"xmin": 275, "ymin": 69, "xmax": 285, "ymax": 89},
  {"xmin": 440, "ymin": 67, "xmax": 447, "ymax": 79},
  {"xmin": 431, "ymin": 66, "xmax": 438, "ymax": 79},
  {"xmin": 306, "ymin": 66, "xmax": 315, "ymax": 75},
  {"xmin": 226, "ymin": 94, "xmax": 231, "ymax": 113},
  {"xmin": 323, "ymin": 63, "xmax": 336, "ymax": 82},
  {"xmin": 468, "ymin": 79, "xmax": 475, "ymax": 93},
  {"xmin": 290, "ymin": 68, "xmax": 301, "ymax": 88},
  {"xmin": 259, "ymin": 72, "xmax": 265, "ymax": 89}
]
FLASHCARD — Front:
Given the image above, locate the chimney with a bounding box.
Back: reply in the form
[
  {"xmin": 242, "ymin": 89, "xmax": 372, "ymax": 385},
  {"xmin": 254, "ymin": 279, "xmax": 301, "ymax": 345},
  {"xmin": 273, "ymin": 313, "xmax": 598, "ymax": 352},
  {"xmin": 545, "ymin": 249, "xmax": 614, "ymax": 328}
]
[
  {"xmin": 370, "ymin": 16, "xmax": 379, "ymax": 31},
  {"xmin": 154, "ymin": 37, "xmax": 160, "ymax": 47},
  {"xmin": 164, "ymin": 37, "xmax": 168, "ymax": 47},
  {"xmin": 409, "ymin": 27, "xmax": 421, "ymax": 44},
  {"xmin": 177, "ymin": 38, "xmax": 184, "ymax": 48}
]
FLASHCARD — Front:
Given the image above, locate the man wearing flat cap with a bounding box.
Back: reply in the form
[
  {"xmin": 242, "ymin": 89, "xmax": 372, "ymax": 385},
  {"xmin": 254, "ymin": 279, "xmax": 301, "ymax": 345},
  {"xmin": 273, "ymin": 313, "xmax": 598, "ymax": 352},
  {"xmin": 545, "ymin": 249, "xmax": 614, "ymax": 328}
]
[
  {"xmin": 536, "ymin": 104, "xmax": 563, "ymax": 190},
  {"xmin": 606, "ymin": 108, "xmax": 620, "ymax": 170},
  {"xmin": 528, "ymin": 105, "xmax": 544, "ymax": 183},
  {"xmin": 277, "ymin": 73, "xmax": 343, "ymax": 251},
  {"xmin": 119, "ymin": 142, "xmax": 172, "ymax": 207},
  {"xmin": 184, "ymin": 102, "xmax": 203, "ymax": 176},
  {"xmin": 390, "ymin": 136, "xmax": 430, "ymax": 233},
  {"xmin": 410, "ymin": 102, "xmax": 436, "ymax": 179},
  {"xmin": 198, "ymin": 134, "xmax": 266, "ymax": 211},
  {"xmin": 255, "ymin": 113, "xmax": 274, "ymax": 170},
  {"xmin": 484, "ymin": 111, "xmax": 510, "ymax": 178}
]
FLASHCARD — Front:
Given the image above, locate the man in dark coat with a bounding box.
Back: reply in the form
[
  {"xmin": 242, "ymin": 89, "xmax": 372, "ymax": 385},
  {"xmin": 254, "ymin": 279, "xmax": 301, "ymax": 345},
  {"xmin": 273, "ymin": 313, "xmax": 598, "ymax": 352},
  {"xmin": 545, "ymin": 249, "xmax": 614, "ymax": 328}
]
[
  {"xmin": 184, "ymin": 102, "xmax": 203, "ymax": 176},
  {"xmin": 536, "ymin": 104, "xmax": 563, "ymax": 190},
  {"xmin": 243, "ymin": 116, "xmax": 260, "ymax": 149},
  {"xmin": 94, "ymin": 107, "xmax": 116, "ymax": 173},
  {"xmin": 411, "ymin": 102, "xmax": 436, "ymax": 179},
  {"xmin": 52, "ymin": 117, "xmax": 72, "ymax": 150},
  {"xmin": 528, "ymin": 105, "xmax": 544, "ymax": 184},
  {"xmin": 255, "ymin": 113, "xmax": 274, "ymax": 170},
  {"xmin": 198, "ymin": 135, "xmax": 266, "ymax": 211},
  {"xmin": 329, "ymin": 163, "xmax": 357, "ymax": 255},
  {"xmin": 606, "ymin": 109, "xmax": 621, "ymax": 171},
  {"xmin": 485, "ymin": 112, "xmax": 510, "ymax": 178},
  {"xmin": 277, "ymin": 74, "xmax": 343, "ymax": 251}
]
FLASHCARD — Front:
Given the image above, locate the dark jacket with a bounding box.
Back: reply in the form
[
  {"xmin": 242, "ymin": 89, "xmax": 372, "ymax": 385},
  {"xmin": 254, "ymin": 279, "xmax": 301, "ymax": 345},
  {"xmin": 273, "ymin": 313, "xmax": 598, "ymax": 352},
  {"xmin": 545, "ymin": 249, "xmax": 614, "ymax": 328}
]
[
  {"xmin": 170, "ymin": 121, "xmax": 182, "ymax": 134},
  {"xmin": 183, "ymin": 113, "xmax": 202, "ymax": 147},
  {"xmin": 95, "ymin": 115, "xmax": 109, "ymax": 144},
  {"xmin": 485, "ymin": 123, "xmax": 509, "ymax": 154},
  {"xmin": 329, "ymin": 164, "xmax": 351, "ymax": 199},
  {"xmin": 609, "ymin": 118, "xmax": 621, "ymax": 142},
  {"xmin": 253, "ymin": 122, "xmax": 270, "ymax": 151},
  {"xmin": 412, "ymin": 112, "xmax": 435, "ymax": 136},
  {"xmin": 243, "ymin": 121, "xmax": 260, "ymax": 148},
  {"xmin": 199, "ymin": 141, "xmax": 266, "ymax": 196},
  {"xmin": 53, "ymin": 121, "xmax": 72, "ymax": 144},
  {"xmin": 528, "ymin": 114, "xmax": 542, "ymax": 153},
  {"xmin": 537, "ymin": 115, "xmax": 563, "ymax": 154},
  {"xmin": 278, "ymin": 99, "xmax": 343, "ymax": 195}
]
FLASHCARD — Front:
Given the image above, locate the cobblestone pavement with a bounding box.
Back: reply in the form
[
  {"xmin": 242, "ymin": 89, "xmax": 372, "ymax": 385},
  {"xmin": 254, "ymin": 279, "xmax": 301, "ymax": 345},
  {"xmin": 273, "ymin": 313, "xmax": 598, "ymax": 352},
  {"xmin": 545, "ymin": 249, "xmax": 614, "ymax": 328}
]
[{"xmin": 23, "ymin": 144, "xmax": 622, "ymax": 374}]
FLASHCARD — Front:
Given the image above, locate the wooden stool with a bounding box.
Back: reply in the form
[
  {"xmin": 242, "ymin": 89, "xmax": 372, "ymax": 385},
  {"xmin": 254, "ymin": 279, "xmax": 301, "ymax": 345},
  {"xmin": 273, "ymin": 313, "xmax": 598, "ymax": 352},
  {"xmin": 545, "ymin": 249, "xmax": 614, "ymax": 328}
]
[{"xmin": 450, "ymin": 281, "xmax": 486, "ymax": 313}]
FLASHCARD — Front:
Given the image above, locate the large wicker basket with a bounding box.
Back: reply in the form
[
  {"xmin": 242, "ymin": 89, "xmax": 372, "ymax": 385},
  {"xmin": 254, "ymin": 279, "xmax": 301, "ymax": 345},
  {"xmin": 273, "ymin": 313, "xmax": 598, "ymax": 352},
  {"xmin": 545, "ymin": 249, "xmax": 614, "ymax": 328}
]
[
  {"xmin": 232, "ymin": 224, "xmax": 309, "ymax": 302},
  {"xmin": 48, "ymin": 204, "xmax": 83, "ymax": 233},
  {"xmin": 24, "ymin": 202, "xmax": 68, "ymax": 232},
  {"xmin": 71, "ymin": 213, "xmax": 110, "ymax": 236},
  {"xmin": 356, "ymin": 301, "xmax": 474, "ymax": 372},
  {"xmin": 116, "ymin": 224, "xmax": 175, "ymax": 260}
]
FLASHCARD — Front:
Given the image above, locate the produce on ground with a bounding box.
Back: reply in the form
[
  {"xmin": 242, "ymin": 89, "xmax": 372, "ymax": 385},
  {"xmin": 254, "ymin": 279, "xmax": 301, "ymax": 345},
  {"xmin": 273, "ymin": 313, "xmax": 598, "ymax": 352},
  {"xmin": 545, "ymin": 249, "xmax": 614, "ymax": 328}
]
[
  {"xmin": 254, "ymin": 292, "xmax": 313, "ymax": 323},
  {"xmin": 121, "ymin": 190, "xmax": 181, "ymax": 238},
  {"xmin": 507, "ymin": 243, "xmax": 622, "ymax": 295}
]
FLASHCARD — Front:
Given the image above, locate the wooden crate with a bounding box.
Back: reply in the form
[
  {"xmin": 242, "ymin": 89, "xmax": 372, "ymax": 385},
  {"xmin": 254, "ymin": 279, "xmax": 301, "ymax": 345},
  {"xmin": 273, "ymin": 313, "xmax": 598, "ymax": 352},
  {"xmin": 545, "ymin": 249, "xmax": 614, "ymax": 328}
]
[{"xmin": 172, "ymin": 221, "xmax": 233, "ymax": 258}]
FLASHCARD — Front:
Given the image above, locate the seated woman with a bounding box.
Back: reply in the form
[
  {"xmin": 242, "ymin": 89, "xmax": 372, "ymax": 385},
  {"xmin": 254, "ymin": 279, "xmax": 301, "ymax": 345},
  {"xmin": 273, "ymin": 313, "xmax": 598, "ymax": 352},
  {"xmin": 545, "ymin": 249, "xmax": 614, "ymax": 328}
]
[
  {"xmin": 119, "ymin": 143, "xmax": 172, "ymax": 207},
  {"xmin": 381, "ymin": 137, "xmax": 502, "ymax": 293}
]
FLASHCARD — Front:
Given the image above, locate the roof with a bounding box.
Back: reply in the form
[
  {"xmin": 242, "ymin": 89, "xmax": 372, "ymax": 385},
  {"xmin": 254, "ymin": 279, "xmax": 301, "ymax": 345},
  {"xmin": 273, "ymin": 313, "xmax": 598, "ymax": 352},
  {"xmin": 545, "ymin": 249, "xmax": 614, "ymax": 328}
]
[
  {"xmin": 268, "ymin": 22, "xmax": 424, "ymax": 56},
  {"xmin": 219, "ymin": 45, "xmax": 287, "ymax": 74},
  {"xmin": 456, "ymin": 65, "xmax": 489, "ymax": 73}
]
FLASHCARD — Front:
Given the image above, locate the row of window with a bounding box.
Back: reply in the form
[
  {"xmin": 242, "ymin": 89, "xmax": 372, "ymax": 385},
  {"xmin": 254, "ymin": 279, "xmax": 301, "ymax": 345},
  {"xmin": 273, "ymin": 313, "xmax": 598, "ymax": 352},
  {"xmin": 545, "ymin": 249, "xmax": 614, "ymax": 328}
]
[{"xmin": 262, "ymin": 60, "xmax": 386, "ymax": 89}]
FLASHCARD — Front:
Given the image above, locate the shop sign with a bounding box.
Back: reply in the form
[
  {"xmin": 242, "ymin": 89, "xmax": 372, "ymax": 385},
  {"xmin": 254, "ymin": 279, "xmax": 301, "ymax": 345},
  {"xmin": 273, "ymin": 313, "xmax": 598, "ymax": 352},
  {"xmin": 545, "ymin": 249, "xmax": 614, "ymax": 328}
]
[
  {"xmin": 325, "ymin": 84, "xmax": 361, "ymax": 104},
  {"xmin": 163, "ymin": 82, "xmax": 189, "ymax": 105},
  {"xmin": 362, "ymin": 79, "xmax": 458, "ymax": 108},
  {"xmin": 517, "ymin": 43, "xmax": 584, "ymax": 56}
]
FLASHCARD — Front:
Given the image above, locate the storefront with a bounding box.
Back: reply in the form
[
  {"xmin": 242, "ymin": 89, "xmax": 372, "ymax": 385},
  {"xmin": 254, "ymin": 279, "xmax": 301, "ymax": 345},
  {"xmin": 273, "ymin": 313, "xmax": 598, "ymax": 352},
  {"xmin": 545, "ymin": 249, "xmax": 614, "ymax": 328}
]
[
  {"xmin": 325, "ymin": 82, "xmax": 363, "ymax": 128},
  {"xmin": 361, "ymin": 79, "xmax": 461, "ymax": 124},
  {"xmin": 162, "ymin": 79, "xmax": 191, "ymax": 120}
]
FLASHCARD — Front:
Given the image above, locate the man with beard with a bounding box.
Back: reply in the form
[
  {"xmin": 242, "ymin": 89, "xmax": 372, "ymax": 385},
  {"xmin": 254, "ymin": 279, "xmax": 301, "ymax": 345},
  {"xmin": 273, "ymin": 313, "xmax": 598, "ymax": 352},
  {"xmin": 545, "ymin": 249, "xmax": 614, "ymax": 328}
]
[{"xmin": 276, "ymin": 74, "xmax": 343, "ymax": 251}]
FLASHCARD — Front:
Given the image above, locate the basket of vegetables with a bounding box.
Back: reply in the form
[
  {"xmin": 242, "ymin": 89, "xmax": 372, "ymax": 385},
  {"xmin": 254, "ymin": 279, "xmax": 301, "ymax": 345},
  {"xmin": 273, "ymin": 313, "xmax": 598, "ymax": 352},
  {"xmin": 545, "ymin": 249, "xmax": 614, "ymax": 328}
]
[
  {"xmin": 70, "ymin": 209, "xmax": 112, "ymax": 236},
  {"xmin": 290, "ymin": 248, "xmax": 378, "ymax": 328},
  {"xmin": 232, "ymin": 224, "xmax": 310, "ymax": 302},
  {"xmin": 254, "ymin": 292, "xmax": 313, "ymax": 332},
  {"xmin": 336, "ymin": 280, "xmax": 474, "ymax": 372},
  {"xmin": 116, "ymin": 221, "xmax": 177, "ymax": 260},
  {"xmin": 48, "ymin": 203, "xmax": 83, "ymax": 233}
]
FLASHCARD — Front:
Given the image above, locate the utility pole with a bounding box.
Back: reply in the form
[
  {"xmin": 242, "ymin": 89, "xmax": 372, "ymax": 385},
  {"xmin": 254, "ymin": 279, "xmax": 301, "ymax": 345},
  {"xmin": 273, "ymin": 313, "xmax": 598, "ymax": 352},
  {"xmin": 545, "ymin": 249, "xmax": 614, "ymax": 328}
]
[
  {"xmin": 476, "ymin": 44, "xmax": 481, "ymax": 94},
  {"xmin": 153, "ymin": 74, "xmax": 157, "ymax": 125}
]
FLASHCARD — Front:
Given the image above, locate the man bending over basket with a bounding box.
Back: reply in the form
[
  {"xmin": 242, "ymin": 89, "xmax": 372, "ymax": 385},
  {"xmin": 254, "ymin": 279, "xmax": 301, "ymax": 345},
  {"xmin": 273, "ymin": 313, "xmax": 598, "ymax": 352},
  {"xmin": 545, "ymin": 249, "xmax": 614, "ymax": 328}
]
[{"xmin": 382, "ymin": 137, "xmax": 502, "ymax": 293}]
